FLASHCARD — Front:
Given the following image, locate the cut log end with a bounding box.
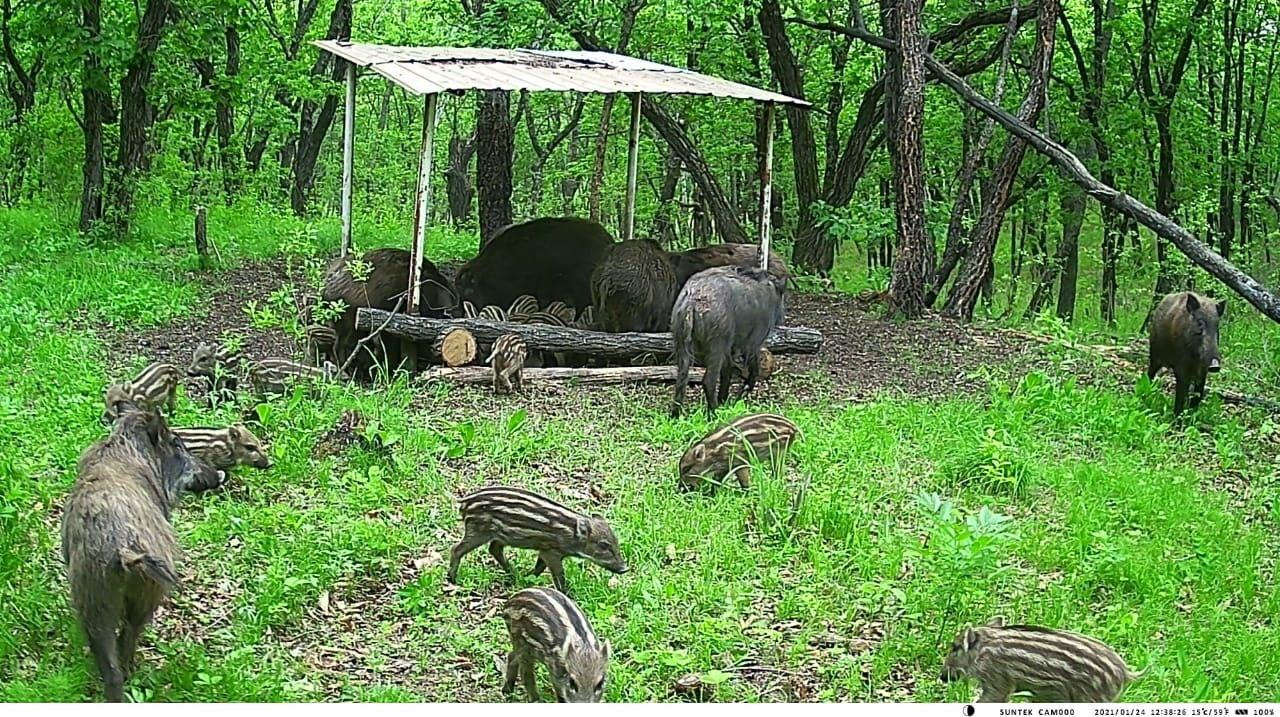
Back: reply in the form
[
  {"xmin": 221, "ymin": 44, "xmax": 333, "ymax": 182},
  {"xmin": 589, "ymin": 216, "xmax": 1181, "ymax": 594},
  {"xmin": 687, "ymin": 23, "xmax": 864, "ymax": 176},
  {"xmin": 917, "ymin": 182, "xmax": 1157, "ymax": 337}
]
[{"xmin": 433, "ymin": 327, "xmax": 478, "ymax": 367}]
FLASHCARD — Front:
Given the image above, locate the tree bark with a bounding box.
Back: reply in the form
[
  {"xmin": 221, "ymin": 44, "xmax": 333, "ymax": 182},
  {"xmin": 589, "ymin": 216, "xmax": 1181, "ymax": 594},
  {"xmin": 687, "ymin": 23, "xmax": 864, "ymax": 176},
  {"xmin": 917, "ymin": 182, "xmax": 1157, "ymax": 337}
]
[
  {"xmin": 419, "ymin": 364, "xmax": 708, "ymax": 386},
  {"xmin": 942, "ymin": 0, "xmax": 1058, "ymax": 320},
  {"xmin": 288, "ymin": 0, "xmax": 352, "ymax": 217},
  {"xmin": 881, "ymin": 0, "xmax": 932, "ymax": 317},
  {"xmin": 78, "ymin": 0, "xmax": 109, "ymax": 234},
  {"xmin": 107, "ymin": 0, "xmax": 174, "ymax": 232},
  {"xmin": 357, "ymin": 310, "xmax": 823, "ymax": 357},
  {"xmin": 927, "ymin": 6, "xmax": 1020, "ymax": 305},
  {"xmin": 217, "ymin": 23, "xmax": 241, "ymax": 200},
  {"xmin": 476, "ymin": 90, "xmax": 514, "ymax": 244},
  {"xmin": 586, "ymin": 0, "xmax": 643, "ymax": 223},
  {"xmin": 0, "ymin": 0, "xmax": 41, "ymax": 123},
  {"xmin": 446, "ymin": 131, "xmax": 476, "ymax": 227},
  {"xmin": 760, "ymin": 0, "xmax": 820, "ymax": 247},
  {"xmin": 1136, "ymin": 0, "xmax": 1213, "ymax": 296},
  {"xmin": 1055, "ymin": 184, "xmax": 1085, "ymax": 320}
]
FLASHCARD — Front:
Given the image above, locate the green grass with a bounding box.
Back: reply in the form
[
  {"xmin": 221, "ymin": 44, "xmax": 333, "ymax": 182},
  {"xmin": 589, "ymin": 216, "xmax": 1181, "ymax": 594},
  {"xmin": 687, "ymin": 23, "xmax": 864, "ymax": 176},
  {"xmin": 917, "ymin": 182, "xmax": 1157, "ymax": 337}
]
[{"xmin": 0, "ymin": 205, "xmax": 1277, "ymax": 702}]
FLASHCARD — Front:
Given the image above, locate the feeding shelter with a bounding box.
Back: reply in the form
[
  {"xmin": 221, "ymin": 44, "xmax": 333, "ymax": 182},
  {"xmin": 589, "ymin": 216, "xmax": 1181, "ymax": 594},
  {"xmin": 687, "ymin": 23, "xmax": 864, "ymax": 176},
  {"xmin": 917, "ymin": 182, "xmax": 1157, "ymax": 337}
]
[
  {"xmin": 312, "ymin": 41, "xmax": 821, "ymax": 375},
  {"xmin": 314, "ymin": 41, "xmax": 809, "ymax": 312}
]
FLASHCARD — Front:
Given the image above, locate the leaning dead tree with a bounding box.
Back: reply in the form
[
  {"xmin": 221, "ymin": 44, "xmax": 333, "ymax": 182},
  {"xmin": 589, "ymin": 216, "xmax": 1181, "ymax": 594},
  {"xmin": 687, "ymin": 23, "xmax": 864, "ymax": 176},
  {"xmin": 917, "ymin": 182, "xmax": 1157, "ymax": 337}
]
[{"xmin": 791, "ymin": 14, "xmax": 1280, "ymax": 324}]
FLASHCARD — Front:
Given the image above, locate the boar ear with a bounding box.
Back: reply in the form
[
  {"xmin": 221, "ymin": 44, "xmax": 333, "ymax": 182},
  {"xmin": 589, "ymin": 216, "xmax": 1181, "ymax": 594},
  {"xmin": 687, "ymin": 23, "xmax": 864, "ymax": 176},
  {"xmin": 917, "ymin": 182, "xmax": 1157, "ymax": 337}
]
[
  {"xmin": 1185, "ymin": 293, "xmax": 1201, "ymax": 312},
  {"xmin": 962, "ymin": 628, "xmax": 980, "ymax": 652},
  {"xmin": 1216, "ymin": 299, "xmax": 1226, "ymax": 317},
  {"xmin": 574, "ymin": 516, "xmax": 591, "ymax": 541},
  {"xmin": 691, "ymin": 444, "xmax": 707, "ymax": 461},
  {"xmin": 601, "ymin": 640, "xmax": 611, "ymax": 660},
  {"xmin": 987, "ymin": 616, "xmax": 1005, "ymax": 628},
  {"xmin": 228, "ymin": 424, "xmax": 246, "ymax": 442}
]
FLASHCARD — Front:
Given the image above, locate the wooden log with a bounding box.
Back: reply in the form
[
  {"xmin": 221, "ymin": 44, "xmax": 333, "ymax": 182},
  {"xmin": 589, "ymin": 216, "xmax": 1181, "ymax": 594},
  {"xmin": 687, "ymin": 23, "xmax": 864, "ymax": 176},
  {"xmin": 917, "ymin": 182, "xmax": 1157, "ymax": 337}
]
[
  {"xmin": 417, "ymin": 365, "xmax": 707, "ymax": 386},
  {"xmin": 356, "ymin": 309, "xmax": 823, "ymax": 358},
  {"xmin": 433, "ymin": 327, "xmax": 477, "ymax": 367}
]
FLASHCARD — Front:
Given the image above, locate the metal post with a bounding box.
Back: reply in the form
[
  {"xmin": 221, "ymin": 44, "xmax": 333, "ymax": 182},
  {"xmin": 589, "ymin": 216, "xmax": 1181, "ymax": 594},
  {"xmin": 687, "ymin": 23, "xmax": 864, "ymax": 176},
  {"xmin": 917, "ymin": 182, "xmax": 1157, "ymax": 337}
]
[
  {"xmin": 340, "ymin": 62, "xmax": 357, "ymax": 257},
  {"xmin": 406, "ymin": 93, "xmax": 439, "ymax": 370},
  {"xmin": 758, "ymin": 101, "xmax": 776, "ymax": 271},
  {"xmin": 623, "ymin": 92, "xmax": 642, "ymax": 242}
]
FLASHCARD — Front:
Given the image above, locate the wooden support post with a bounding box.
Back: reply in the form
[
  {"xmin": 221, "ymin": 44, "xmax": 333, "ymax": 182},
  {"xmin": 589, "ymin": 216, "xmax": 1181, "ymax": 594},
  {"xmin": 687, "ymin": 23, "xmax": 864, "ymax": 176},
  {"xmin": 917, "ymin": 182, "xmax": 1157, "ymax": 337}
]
[
  {"xmin": 623, "ymin": 92, "xmax": 642, "ymax": 242},
  {"xmin": 194, "ymin": 205, "xmax": 209, "ymax": 270},
  {"xmin": 758, "ymin": 101, "xmax": 776, "ymax": 272},
  {"xmin": 340, "ymin": 63, "xmax": 357, "ymax": 257},
  {"xmin": 406, "ymin": 92, "xmax": 440, "ymax": 371}
]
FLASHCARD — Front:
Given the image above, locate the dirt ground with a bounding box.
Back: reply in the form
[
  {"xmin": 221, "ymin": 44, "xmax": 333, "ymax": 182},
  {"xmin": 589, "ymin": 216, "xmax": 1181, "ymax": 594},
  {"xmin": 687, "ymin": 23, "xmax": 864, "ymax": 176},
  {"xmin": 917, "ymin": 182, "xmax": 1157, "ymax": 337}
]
[{"xmin": 98, "ymin": 257, "xmax": 1056, "ymax": 406}]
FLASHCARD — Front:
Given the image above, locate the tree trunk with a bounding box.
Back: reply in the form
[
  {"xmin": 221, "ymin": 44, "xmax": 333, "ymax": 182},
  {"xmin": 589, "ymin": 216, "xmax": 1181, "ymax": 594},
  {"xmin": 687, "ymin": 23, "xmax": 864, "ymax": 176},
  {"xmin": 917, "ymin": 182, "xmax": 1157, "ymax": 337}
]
[
  {"xmin": 927, "ymin": 7, "xmax": 1020, "ymax": 305},
  {"xmin": 943, "ymin": 0, "xmax": 1058, "ymax": 320},
  {"xmin": 1056, "ymin": 185, "xmax": 1085, "ymax": 320},
  {"xmin": 217, "ymin": 23, "xmax": 241, "ymax": 200},
  {"xmin": 476, "ymin": 90, "xmax": 514, "ymax": 244},
  {"xmin": 586, "ymin": 0, "xmax": 643, "ymax": 223},
  {"xmin": 760, "ymin": 0, "xmax": 820, "ymax": 248},
  {"xmin": 78, "ymin": 0, "xmax": 109, "ymax": 234},
  {"xmin": 107, "ymin": 0, "xmax": 174, "ymax": 232},
  {"xmin": 881, "ymin": 0, "xmax": 931, "ymax": 317},
  {"xmin": 651, "ymin": 148, "xmax": 683, "ymax": 245},
  {"xmin": 446, "ymin": 132, "xmax": 476, "ymax": 228},
  {"xmin": 288, "ymin": 0, "xmax": 352, "ymax": 217},
  {"xmin": 0, "ymin": 0, "xmax": 40, "ymax": 123}
]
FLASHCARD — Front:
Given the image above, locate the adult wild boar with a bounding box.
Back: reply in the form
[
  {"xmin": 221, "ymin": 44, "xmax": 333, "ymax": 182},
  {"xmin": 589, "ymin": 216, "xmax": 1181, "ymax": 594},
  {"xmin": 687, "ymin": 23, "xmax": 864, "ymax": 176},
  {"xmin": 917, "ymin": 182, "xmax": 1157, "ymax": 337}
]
[
  {"xmin": 669, "ymin": 243, "xmax": 790, "ymax": 291},
  {"xmin": 454, "ymin": 217, "xmax": 614, "ymax": 311},
  {"xmin": 61, "ymin": 402, "xmax": 214, "ymax": 701},
  {"xmin": 670, "ymin": 265, "xmax": 786, "ymax": 418},
  {"xmin": 321, "ymin": 247, "xmax": 456, "ymax": 377},
  {"xmin": 1147, "ymin": 291, "xmax": 1226, "ymax": 415},
  {"xmin": 591, "ymin": 239, "xmax": 677, "ymax": 333}
]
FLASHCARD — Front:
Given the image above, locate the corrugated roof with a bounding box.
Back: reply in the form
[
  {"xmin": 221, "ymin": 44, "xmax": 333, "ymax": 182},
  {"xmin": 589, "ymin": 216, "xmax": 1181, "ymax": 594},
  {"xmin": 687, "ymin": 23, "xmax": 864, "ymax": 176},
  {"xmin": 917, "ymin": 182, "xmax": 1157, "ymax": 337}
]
[{"xmin": 313, "ymin": 41, "xmax": 811, "ymax": 107}]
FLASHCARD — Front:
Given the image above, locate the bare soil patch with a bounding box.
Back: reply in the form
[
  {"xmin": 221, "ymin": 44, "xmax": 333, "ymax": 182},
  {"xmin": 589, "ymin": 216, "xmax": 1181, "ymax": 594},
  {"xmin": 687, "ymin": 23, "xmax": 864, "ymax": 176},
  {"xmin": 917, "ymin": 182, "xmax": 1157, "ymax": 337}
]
[{"xmin": 100, "ymin": 259, "xmax": 1051, "ymax": 407}]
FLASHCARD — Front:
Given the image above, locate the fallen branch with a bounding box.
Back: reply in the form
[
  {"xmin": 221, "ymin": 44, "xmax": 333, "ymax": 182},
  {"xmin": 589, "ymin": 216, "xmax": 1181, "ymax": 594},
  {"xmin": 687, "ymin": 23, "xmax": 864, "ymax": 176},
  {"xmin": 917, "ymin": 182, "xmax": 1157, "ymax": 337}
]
[
  {"xmin": 339, "ymin": 295, "xmax": 405, "ymax": 377},
  {"xmin": 416, "ymin": 365, "xmax": 707, "ymax": 386},
  {"xmin": 357, "ymin": 310, "xmax": 824, "ymax": 358},
  {"xmin": 791, "ymin": 17, "xmax": 1280, "ymax": 324}
]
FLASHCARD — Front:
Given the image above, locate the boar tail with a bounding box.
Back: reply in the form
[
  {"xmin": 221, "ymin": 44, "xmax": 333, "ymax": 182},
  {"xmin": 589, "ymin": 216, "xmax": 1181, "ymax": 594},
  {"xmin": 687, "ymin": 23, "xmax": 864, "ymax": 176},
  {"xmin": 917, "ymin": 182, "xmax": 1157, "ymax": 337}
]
[
  {"xmin": 119, "ymin": 546, "xmax": 180, "ymax": 589},
  {"xmin": 672, "ymin": 304, "xmax": 695, "ymax": 365}
]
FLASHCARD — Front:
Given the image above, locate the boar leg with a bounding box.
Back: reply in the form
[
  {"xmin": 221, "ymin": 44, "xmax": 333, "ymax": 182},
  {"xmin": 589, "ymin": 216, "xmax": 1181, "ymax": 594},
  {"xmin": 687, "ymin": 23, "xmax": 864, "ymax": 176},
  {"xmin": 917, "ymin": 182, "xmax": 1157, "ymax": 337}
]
[
  {"xmin": 1146, "ymin": 354, "xmax": 1160, "ymax": 381},
  {"xmin": 521, "ymin": 655, "xmax": 541, "ymax": 702},
  {"xmin": 670, "ymin": 355, "xmax": 692, "ymax": 418},
  {"xmin": 702, "ymin": 354, "xmax": 725, "ymax": 418},
  {"xmin": 1190, "ymin": 368, "xmax": 1208, "ymax": 409},
  {"xmin": 537, "ymin": 552, "xmax": 568, "ymax": 592},
  {"xmin": 734, "ymin": 465, "xmax": 752, "ymax": 489},
  {"xmin": 977, "ymin": 688, "xmax": 1010, "ymax": 703},
  {"xmin": 446, "ymin": 531, "xmax": 490, "ymax": 583},
  {"xmin": 1173, "ymin": 372, "xmax": 1190, "ymax": 415},
  {"xmin": 488, "ymin": 542, "xmax": 518, "ymax": 580},
  {"xmin": 117, "ymin": 596, "xmax": 156, "ymax": 679},
  {"xmin": 87, "ymin": 623, "xmax": 125, "ymax": 702},
  {"xmin": 717, "ymin": 363, "xmax": 734, "ymax": 405},
  {"xmin": 738, "ymin": 352, "xmax": 761, "ymax": 400},
  {"xmin": 501, "ymin": 647, "xmax": 523, "ymax": 695},
  {"xmin": 530, "ymin": 556, "xmax": 546, "ymax": 576}
]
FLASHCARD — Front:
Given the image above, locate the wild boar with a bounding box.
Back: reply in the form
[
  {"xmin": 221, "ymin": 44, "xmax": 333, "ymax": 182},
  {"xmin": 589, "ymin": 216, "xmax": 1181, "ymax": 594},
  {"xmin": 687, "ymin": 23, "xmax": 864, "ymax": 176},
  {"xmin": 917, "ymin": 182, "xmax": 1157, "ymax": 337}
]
[
  {"xmin": 941, "ymin": 618, "xmax": 1142, "ymax": 703},
  {"xmin": 446, "ymin": 486, "xmax": 627, "ymax": 593},
  {"xmin": 670, "ymin": 266, "xmax": 786, "ymax": 418},
  {"xmin": 503, "ymin": 587, "xmax": 610, "ymax": 703},
  {"xmin": 101, "ymin": 362, "xmax": 182, "ymax": 425},
  {"xmin": 591, "ymin": 239, "xmax": 677, "ymax": 333},
  {"xmin": 61, "ymin": 403, "xmax": 212, "ymax": 701},
  {"xmin": 488, "ymin": 334, "xmax": 528, "ymax": 395},
  {"xmin": 679, "ymin": 413, "xmax": 800, "ymax": 491},
  {"xmin": 453, "ymin": 217, "xmax": 614, "ymax": 311},
  {"xmin": 1147, "ymin": 291, "xmax": 1226, "ymax": 415}
]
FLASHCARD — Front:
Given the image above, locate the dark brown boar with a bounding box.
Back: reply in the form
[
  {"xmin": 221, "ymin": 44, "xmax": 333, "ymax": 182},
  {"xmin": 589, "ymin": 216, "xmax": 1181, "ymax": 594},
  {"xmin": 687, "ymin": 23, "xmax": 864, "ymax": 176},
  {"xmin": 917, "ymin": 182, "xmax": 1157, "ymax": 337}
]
[
  {"xmin": 1147, "ymin": 291, "xmax": 1226, "ymax": 415},
  {"xmin": 670, "ymin": 266, "xmax": 787, "ymax": 418},
  {"xmin": 591, "ymin": 239, "xmax": 678, "ymax": 334},
  {"xmin": 670, "ymin": 243, "xmax": 790, "ymax": 291},
  {"xmin": 679, "ymin": 413, "xmax": 800, "ymax": 491},
  {"xmin": 61, "ymin": 403, "xmax": 211, "ymax": 701},
  {"xmin": 453, "ymin": 217, "xmax": 614, "ymax": 312},
  {"xmin": 941, "ymin": 618, "xmax": 1142, "ymax": 702},
  {"xmin": 321, "ymin": 247, "xmax": 457, "ymax": 378}
]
